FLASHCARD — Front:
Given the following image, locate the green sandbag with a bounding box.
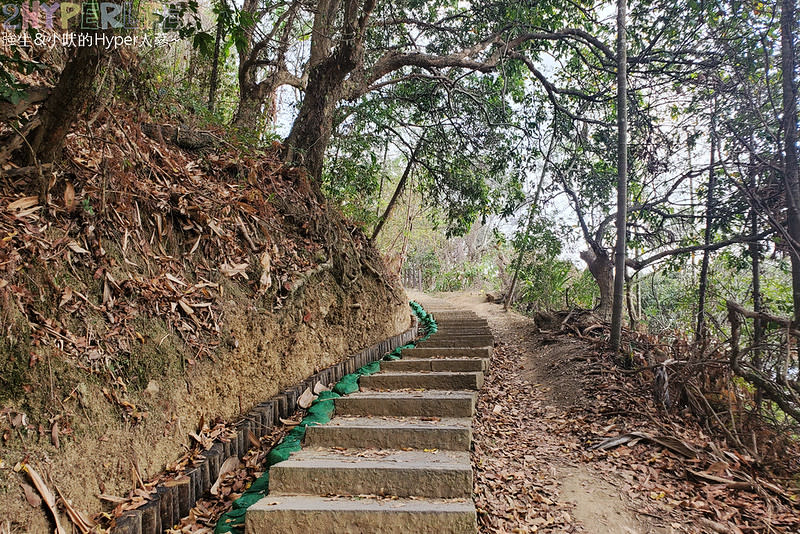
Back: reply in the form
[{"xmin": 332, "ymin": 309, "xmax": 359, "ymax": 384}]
[
  {"xmin": 215, "ymin": 472, "xmax": 270, "ymax": 532},
  {"xmin": 357, "ymin": 360, "xmax": 380, "ymax": 375},
  {"xmin": 304, "ymin": 398, "xmax": 336, "ymax": 425},
  {"xmin": 265, "ymin": 426, "xmax": 304, "ymax": 466},
  {"xmin": 333, "ymin": 361, "xmax": 381, "ymax": 395},
  {"xmin": 383, "ymin": 343, "xmax": 415, "ymax": 360},
  {"xmin": 333, "ymin": 373, "xmax": 360, "ymax": 395},
  {"xmin": 409, "ymin": 300, "xmax": 438, "ymax": 341},
  {"xmin": 317, "ymin": 390, "xmax": 340, "ymax": 401}
]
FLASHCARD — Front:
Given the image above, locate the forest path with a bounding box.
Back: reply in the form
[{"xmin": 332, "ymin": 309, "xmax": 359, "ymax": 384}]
[{"xmin": 408, "ymin": 291, "xmax": 671, "ymax": 534}]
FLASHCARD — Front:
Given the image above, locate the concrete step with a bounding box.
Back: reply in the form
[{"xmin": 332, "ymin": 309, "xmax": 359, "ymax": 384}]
[
  {"xmin": 304, "ymin": 416, "xmax": 472, "ymax": 450},
  {"xmin": 360, "ymin": 371, "xmax": 484, "ymax": 391},
  {"xmin": 381, "ymin": 358, "xmax": 488, "ymax": 373},
  {"xmin": 246, "ymin": 495, "xmax": 477, "ymax": 534},
  {"xmin": 427, "ymin": 330, "xmax": 492, "ymax": 337},
  {"xmin": 429, "ymin": 312, "xmax": 480, "ymax": 319},
  {"xmin": 433, "ymin": 328, "xmax": 492, "ymax": 335},
  {"xmin": 404, "ymin": 347, "xmax": 492, "ymax": 359},
  {"xmin": 269, "ymin": 449, "xmax": 473, "ymax": 499},
  {"xmin": 334, "ymin": 391, "xmax": 477, "ymax": 418},
  {"xmin": 423, "ymin": 335, "xmax": 494, "ymax": 345},
  {"xmin": 418, "ymin": 338, "xmax": 493, "ymax": 348},
  {"xmin": 431, "ymin": 329, "xmax": 489, "ymax": 335}
]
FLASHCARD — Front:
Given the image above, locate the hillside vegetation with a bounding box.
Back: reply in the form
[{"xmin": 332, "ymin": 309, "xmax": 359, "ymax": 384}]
[
  {"xmin": 2, "ymin": 0, "xmax": 800, "ymax": 531},
  {"xmin": 0, "ymin": 102, "xmax": 408, "ymax": 530}
]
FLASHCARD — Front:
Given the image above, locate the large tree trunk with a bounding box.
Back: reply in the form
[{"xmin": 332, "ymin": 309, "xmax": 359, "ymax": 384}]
[
  {"xmin": 25, "ymin": 45, "xmax": 101, "ymax": 165},
  {"xmin": 609, "ymin": 0, "xmax": 628, "ymax": 351},
  {"xmin": 21, "ymin": 44, "xmax": 101, "ymax": 202},
  {"xmin": 581, "ymin": 248, "xmax": 614, "ymax": 321},
  {"xmin": 284, "ymin": 53, "xmax": 354, "ymax": 183},
  {"xmin": 232, "ymin": 80, "xmax": 266, "ymax": 131},
  {"xmin": 284, "ymin": 0, "xmax": 377, "ymax": 183},
  {"xmin": 231, "ymin": 0, "xmax": 262, "ymax": 131},
  {"xmin": 781, "ymin": 0, "xmax": 800, "ymax": 328}
]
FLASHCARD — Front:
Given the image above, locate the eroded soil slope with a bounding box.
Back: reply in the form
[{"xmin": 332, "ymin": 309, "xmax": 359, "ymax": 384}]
[{"xmin": 0, "ymin": 112, "xmax": 409, "ymax": 532}]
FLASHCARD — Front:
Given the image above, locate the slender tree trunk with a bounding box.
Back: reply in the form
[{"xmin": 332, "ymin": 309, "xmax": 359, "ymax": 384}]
[
  {"xmin": 505, "ymin": 205, "xmax": 537, "ymax": 311},
  {"xmin": 371, "ymin": 138, "xmax": 422, "ymax": 241},
  {"xmin": 696, "ymin": 99, "xmax": 717, "ymax": 343},
  {"xmin": 609, "ymin": 0, "xmax": 628, "ymax": 352},
  {"xmin": 208, "ymin": 16, "xmax": 224, "ymax": 112},
  {"xmin": 749, "ymin": 166, "xmax": 764, "ymax": 411},
  {"xmin": 749, "ymin": 171, "xmax": 763, "ymax": 370},
  {"xmin": 626, "ymin": 273, "xmax": 636, "ymax": 329},
  {"xmin": 504, "ymin": 127, "xmax": 557, "ymax": 310},
  {"xmin": 781, "ymin": 0, "xmax": 800, "ymax": 328}
]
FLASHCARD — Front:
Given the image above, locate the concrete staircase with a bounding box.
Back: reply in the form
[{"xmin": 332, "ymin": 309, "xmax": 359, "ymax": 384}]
[{"xmin": 245, "ymin": 309, "xmax": 491, "ymax": 534}]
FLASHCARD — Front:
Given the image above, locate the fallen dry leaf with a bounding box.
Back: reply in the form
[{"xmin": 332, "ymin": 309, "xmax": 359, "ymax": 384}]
[
  {"xmin": 297, "ymin": 387, "xmax": 315, "ymax": 409},
  {"xmin": 210, "ymin": 456, "xmax": 240, "ymax": 496},
  {"xmin": 6, "ymin": 196, "xmax": 38, "ymax": 213},
  {"xmin": 64, "ymin": 182, "xmax": 75, "ymax": 212},
  {"xmin": 51, "ymin": 421, "xmax": 60, "ymax": 449},
  {"xmin": 20, "ymin": 482, "xmax": 41, "ymax": 508},
  {"xmin": 56, "ymin": 486, "xmax": 94, "ymax": 533},
  {"xmin": 67, "ymin": 241, "xmax": 89, "ymax": 254},
  {"xmin": 18, "ymin": 462, "xmax": 67, "ymax": 534}
]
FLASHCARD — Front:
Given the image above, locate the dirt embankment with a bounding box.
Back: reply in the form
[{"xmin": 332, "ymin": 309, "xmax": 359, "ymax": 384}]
[{"xmin": 0, "ymin": 112, "xmax": 409, "ymax": 532}]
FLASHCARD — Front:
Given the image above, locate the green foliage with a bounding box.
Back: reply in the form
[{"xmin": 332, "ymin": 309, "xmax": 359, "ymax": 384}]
[
  {"xmin": 512, "ymin": 216, "xmax": 599, "ymax": 312},
  {"xmin": 329, "ymin": 64, "xmax": 529, "ymax": 238},
  {"xmin": 0, "ymin": 51, "xmax": 42, "ymax": 105},
  {"xmin": 0, "ymin": 1, "xmax": 45, "ymax": 107},
  {"xmin": 434, "ymin": 258, "xmax": 499, "ymax": 292},
  {"xmin": 518, "ymin": 257, "xmax": 571, "ymax": 310}
]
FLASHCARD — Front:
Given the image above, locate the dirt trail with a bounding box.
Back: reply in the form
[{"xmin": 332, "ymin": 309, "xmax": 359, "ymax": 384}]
[{"xmin": 410, "ymin": 291, "xmax": 670, "ymax": 533}]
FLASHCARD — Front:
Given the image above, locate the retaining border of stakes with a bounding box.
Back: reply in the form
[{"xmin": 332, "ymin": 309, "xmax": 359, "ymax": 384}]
[{"xmin": 113, "ymin": 315, "xmax": 419, "ymax": 534}]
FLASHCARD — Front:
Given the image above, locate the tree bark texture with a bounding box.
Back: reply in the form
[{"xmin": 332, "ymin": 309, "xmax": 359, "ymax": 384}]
[
  {"xmin": 750, "ymin": 170, "xmax": 763, "ymax": 369},
  {"xmin": 581, "ymin": 248, "xmax": 614, "ymax": 321},
  {"xmin": 26, "ymin": 44, "xmax": 101, "ymax": 166},
  {"xmin": 233, "ymin": 80, "xmax": 267, "ymax": 130},
  {"xmin": 208, "ymin": 16, "xmax": 224, "ymax": 113},
  {"xmin": 610, "ymin": 0, "xmax": 628, "ymax": 352},
  {"xmin": 284, "ymin": 59, "xmax": 349, "ymax": 183},
  {"xmin": 696, "ymin": 100, "xmax": 717, "ymax": 343},
  {"xmin": 781, "ymin": 0, "xmax": 800, "ymax": 327},
  {"xmin": 283, "ymin": 0, "xmax": 377, "ymax": 183}
]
